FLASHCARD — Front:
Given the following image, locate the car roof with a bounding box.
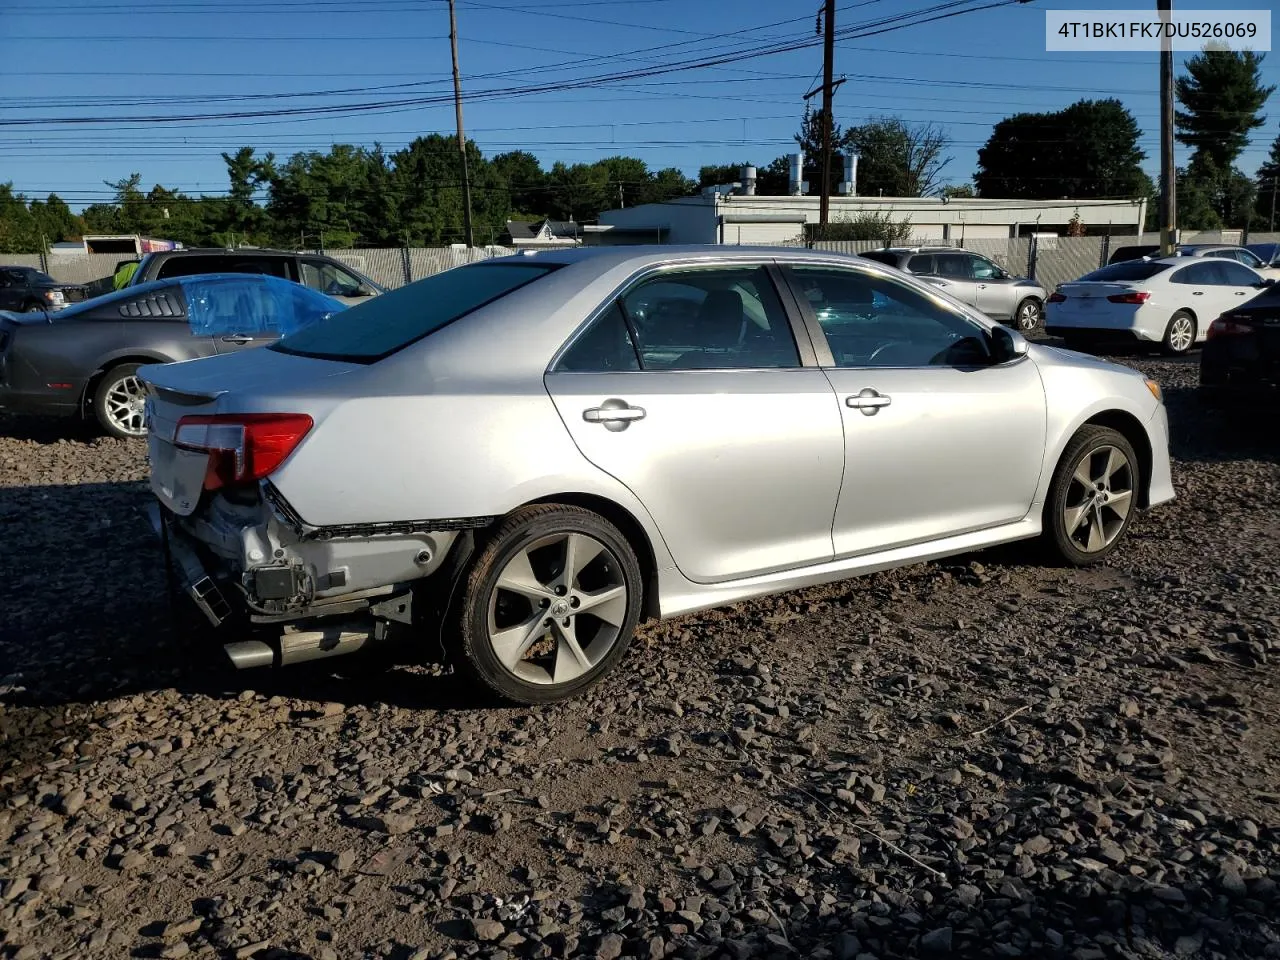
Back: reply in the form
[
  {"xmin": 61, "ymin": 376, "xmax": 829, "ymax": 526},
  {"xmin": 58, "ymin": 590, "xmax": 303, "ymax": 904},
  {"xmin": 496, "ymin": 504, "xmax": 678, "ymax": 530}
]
[
  {"xmin": 498, "ymin": 244, "xmax": 878, "ymax": 269},
  {"xmin": 150, "ymin": 247, "xmax": 299, "ymax": 257}
]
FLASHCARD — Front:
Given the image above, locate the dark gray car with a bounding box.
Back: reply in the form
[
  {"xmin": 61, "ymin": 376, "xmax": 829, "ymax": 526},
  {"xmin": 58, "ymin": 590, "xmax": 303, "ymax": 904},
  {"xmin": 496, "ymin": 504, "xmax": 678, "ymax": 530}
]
[
  {"xmin": 128, "ymin": 248, "xmax": 385, "ymax": 306},
  {"xmin": 0, "ymin": 273, "xmax": 343, "ymax": 438},
  {"xmin": 860, "ymin": 246, "xmax": 1048, "ymax": 330}
]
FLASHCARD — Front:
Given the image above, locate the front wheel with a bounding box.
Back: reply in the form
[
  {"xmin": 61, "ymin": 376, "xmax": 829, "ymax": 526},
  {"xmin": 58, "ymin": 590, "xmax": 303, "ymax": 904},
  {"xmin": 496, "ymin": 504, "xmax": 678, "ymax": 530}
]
[
  {"xmin": 1161, "ymin": 311, "xmax": 1196, "ymax": 356},
  {"xmin": 451, "ymin": 504, "xmax": 643, "ymax": 704},
  {"xmin": 93, "ymin": 363, "xmax": 149, "ymax": 439},
  {"xmin": 1042, "ymin": 426, "xmax": 1140, "ymax": 566},
  {"xmin": 1014, "ymin": 297, "xmax": 1043, "ymax": 332}
]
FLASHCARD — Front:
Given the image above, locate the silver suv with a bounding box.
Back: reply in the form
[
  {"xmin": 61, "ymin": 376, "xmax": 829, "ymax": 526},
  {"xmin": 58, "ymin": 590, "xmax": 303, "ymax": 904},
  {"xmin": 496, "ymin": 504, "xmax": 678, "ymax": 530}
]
[{"xmin": 861, "ymin": 246, "xmax": 1047, "ymax": 331}]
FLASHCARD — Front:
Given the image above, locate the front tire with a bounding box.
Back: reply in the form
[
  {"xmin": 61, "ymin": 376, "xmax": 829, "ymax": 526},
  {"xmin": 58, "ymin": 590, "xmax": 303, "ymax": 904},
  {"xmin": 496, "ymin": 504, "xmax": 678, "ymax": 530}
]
[
  {"xmin": 1014, "ymin": 297, "xmax": 1043, "ymax": 332},
  {"xmin": 451, "ymin": 504, "xmax": 643, "ymax": 704},
  {"xmin": 92, "ymin": 363, "xmax": 149, "ymax": 439},
  {"xmin": 1161, "ymin": 311, "xmax": 1196, "ymax": 356},
  {"xmin": 1042, "ymin": 426, "xmax": 1140, "ymax": 566}
]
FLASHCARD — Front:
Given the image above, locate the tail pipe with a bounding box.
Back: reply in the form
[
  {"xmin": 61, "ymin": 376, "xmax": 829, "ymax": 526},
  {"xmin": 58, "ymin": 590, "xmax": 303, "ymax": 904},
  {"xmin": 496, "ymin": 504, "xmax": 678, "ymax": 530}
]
[{"xmin": 222, "ymin": 619, "xmax": 383, "ymax": 670}]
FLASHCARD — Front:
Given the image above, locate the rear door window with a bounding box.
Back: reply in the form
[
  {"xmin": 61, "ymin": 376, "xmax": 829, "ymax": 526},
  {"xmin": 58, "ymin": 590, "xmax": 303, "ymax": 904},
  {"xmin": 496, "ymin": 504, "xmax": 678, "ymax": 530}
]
[
  {"xmin": 934, "ymin": 254, "xmax": 973, "ymax": 279},
  {"xmin": 1169, "ymin": 262, "xmax": 1217, "ymax": 285},
  {"xmin": 905, "ymin": 254, "xmax": 936, "ymax": 274}
]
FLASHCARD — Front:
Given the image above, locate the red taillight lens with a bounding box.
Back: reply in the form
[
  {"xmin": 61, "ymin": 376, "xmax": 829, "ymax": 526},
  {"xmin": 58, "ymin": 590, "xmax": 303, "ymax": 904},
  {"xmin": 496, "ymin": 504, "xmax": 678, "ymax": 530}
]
[
  {"xmin": 1207, "ymin": 316, "xmax": 1254, "ymax": 340},
  {"xmin": 174, "ymin": 413, "xmax": 313, "ymax": 491},
  {"xmin": 1106, "ymin": 291, "xmax": 1152, "ymax": 304},
  {"xmin": 1047, "ymin": 292, "xmax": 1067, "ymax": 303}
]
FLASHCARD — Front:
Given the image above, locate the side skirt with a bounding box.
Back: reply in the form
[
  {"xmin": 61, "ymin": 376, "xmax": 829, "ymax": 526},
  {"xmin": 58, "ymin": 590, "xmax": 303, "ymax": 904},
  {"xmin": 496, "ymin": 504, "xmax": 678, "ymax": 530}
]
[{"xmin": 656, "ymin": 517, "xmax": 1042, "ymax": 619}]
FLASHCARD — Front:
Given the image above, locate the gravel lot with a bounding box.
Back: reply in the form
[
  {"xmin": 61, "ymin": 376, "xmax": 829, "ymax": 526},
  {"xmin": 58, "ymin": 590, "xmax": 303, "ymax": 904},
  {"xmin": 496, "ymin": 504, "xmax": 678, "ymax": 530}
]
[{"xmin": 1, "ymin": 347, "xmax": 1278, "ymax": 960}]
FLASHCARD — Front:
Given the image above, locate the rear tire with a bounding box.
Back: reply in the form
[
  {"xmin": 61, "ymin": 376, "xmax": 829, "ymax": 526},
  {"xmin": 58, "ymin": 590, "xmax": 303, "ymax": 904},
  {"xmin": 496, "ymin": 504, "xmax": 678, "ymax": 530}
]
[
  {"xmin": 1041, "ymin": 426, "xmax": 1140, "ymax": 567},
  {"xmin": 92, "ymin": 363, "xmax": 149, "ymax": 439},
  {"xmin": 450, "ymin": 504, "xmax": 643, "ymax": 705},
  {"xmin": 1161, "ymin": 311, "xmax": 1196, "ymax": 356}
]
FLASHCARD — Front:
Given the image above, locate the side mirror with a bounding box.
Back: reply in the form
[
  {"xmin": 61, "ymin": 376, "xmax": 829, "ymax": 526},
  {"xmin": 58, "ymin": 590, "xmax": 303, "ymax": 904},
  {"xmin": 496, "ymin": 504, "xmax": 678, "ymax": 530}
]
[{"xmin": 991, "ymin": 325, "xmax": 1029, "ymax": 362}]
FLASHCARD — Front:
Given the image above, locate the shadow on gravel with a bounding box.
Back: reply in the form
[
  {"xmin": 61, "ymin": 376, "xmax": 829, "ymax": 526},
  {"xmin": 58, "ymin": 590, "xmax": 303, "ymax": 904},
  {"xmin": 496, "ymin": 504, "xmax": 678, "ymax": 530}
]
[{"xmin": 0, "ymin": 413, "xmax": 97, "ymax": 443}]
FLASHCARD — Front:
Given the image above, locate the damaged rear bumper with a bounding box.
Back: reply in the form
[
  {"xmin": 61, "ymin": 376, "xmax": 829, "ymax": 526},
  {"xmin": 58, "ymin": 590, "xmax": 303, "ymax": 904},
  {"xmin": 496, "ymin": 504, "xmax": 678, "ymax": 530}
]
[{"xmin": 145, "ymin": 487, "xmax": 478, "ymax": 669}]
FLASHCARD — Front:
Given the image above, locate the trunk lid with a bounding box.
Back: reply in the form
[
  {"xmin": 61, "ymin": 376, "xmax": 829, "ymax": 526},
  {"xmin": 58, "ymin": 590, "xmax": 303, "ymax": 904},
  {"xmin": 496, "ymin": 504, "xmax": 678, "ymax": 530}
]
[{"xmin": 141, "ymin": 346, "xmax": 362, "ymax": 516}]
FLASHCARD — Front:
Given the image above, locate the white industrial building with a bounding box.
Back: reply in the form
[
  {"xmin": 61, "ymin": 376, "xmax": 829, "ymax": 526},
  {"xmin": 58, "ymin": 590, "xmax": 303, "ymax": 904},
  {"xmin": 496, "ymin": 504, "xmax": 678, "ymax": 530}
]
[{"xmin": 593, "ymin": 159, "xmax": 1148, "ymax": 246}]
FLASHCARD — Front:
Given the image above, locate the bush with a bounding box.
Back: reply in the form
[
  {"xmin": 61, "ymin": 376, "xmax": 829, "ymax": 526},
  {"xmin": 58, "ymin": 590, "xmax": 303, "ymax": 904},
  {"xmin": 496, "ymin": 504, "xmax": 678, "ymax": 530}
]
[{"xmin": 806, "ymin": 210, "xmax": 914, "ymax": 245}]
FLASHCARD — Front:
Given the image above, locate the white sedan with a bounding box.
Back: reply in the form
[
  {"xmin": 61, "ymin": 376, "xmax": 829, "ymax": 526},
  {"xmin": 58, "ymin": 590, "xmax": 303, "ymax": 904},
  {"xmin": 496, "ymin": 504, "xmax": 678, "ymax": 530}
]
[{"xmin": 1045, "ymin": 256, "xmax": 1272, "ymax": 354}]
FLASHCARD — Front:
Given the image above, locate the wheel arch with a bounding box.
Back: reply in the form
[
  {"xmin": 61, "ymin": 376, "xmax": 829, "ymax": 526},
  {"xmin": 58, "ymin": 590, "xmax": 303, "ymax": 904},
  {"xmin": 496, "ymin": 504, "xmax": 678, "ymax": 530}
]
[
  {"xmin": 1081, "ymin": 409, "xmax": 1154, "ymax": 509},
  {"xmin": 79, "ymin": 353, "xmax": 169, "ymax": 416},
  {"xmin": 522, "ymin": 492, "xmax": 662, "ymax": 621}
]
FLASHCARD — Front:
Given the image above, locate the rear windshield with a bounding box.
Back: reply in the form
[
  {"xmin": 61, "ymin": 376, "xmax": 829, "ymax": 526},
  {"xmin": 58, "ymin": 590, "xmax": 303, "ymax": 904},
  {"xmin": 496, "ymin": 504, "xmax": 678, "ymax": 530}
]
[
  {"xmin": 272, "ymin": 261, "xmax": 559, "ymax": 362},
  {"xmin": 1079, "ymin": 260, "xmax": 1171, "ymax": 282},
  {"xmin": 1108, "ymin": 246, "xmax": 1161, "ymax": 264}
]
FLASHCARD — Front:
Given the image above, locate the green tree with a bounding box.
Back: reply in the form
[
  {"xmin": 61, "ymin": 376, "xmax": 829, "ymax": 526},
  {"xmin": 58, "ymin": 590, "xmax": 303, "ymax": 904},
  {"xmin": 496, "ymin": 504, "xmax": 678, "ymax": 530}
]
[
  {"xmin": 756, "ymin": 155, "xmax": 792, "ymax": 196},
  {"xmin": 220, "ymin": 146, "xmax": 274, "ymax": 242},
  {"xmin": 490, "ymin": 150, "xmax": 546, "ymax": 218},
  {"xmin": 976, "ymin": 99, "xmax": 1150, "ymax": 200},
  {"xmin": 28, "ymin": 193, "xmax": 82, "ymax": 243},
  {"xmin": 0, "ymin": 184, "xmax": 42, "ymax": 253},
  {"xmin": 1175, "ymin": 47, "xmax": 1275, "ymax": 172},
  {"xmin": 387, "ymin": 135, "xmax": 506, "ymax": 245},
  {"xmin": 646, "ymin": 167, "xmax": 697, "ymax": 204},
  {"xmin": 698, "ymin": 163, "xmax": 749, "ymax": 189},
  {"xmin": 1255, "ymin": 130, "xmax": 1280, "ymax": 227},
  {"xmin": 1180, "ymin": 155, "xmax": 1256, "ymax": 229},
  {"xmin": 546, "ymin": 161, "xmax": 608, "ymax": 222},
  {"xmin": 942, "ymin": 184, "xmax": 976, "ymax": 199},
  {"xmin": 843, "ymin": 117, "xmax": 951, "ymax": 197}
]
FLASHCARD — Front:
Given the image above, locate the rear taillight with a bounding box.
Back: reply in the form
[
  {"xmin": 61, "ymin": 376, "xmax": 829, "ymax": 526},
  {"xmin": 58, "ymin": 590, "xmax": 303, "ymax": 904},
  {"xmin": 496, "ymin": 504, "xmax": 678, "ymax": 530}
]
[
  {"xmin": 174, "ymin": 413, "xmax": 313, "ymax": 491},
  {"xmin": 1047, "ymin": 292, "xmax": 1067, "ymax": 303},
  {"xmin": 1207, "ymin": 315, "xmax": 1255, "ymax": 340},
  {"xmin": 1106, "ymin": 291, "xmax": 1152, "ymax": 304}
]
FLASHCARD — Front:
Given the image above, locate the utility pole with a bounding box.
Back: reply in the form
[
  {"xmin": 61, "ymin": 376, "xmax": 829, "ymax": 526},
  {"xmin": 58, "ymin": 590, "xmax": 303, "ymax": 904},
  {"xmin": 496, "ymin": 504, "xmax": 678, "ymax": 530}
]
[
  {"xmin": 448, "ymin": 0, "xmax": 474, "ymax": 248},
  {"xmin": 818, "ymin": 0, "xmax": 836, "ymax": 228},
  {"xmin": 1158, "ymin": 0, "xmax": 1176, "ymax": 255},
  {"xmin": 1270, "ymin": 176, "xmax": 1277, "ymax": 231}
]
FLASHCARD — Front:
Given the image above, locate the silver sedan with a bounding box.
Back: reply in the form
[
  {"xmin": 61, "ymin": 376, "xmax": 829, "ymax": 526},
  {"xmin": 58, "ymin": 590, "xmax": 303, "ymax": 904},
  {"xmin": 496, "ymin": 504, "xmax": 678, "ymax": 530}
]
[{"xmin": 140, "ymin": 246, "xmax": 1175, "ymax": 704}]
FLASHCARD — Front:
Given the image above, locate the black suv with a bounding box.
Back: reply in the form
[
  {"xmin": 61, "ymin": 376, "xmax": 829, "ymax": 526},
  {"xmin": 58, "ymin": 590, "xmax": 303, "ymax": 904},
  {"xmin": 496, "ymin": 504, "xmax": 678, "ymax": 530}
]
[
  {"xmin": 127, "ymin": 248, "xmax": 385, "ymax": 306},
  {"xmin": 0, "ymin": 265, "xmax": 89, "ymax": 313}
]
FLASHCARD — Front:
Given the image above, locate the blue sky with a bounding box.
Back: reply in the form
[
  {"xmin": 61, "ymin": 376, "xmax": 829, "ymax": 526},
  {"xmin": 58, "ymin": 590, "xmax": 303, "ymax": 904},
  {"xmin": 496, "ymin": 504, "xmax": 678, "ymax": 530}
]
[{"xmin": 1, "ymin": 0, "xmax": 1277, "ymax": 210}]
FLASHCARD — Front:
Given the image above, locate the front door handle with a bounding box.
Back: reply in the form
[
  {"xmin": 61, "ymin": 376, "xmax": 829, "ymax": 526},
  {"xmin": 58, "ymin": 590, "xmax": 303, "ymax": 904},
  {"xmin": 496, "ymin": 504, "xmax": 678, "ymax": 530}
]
[
  {"xmin": 847, "ymin": 388, "xmax": 891, "ymax": 416},
  {"xmin": 221, "ymin": 335, "xmax": 253, "ymax": 344},
  {"xmin": 583, "ymin": 398, "xmax": 646, "ymax": 432},
  {"xmin": 1191, "ymin": 291, "xmax": 1204, "ymax": 296}
]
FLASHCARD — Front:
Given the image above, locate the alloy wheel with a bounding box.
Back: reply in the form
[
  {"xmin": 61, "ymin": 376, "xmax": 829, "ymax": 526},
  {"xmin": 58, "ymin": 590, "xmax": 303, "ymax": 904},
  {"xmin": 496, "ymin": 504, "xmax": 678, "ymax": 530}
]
[
  {"xmin": 1063, "ymin": 445, "xmax": 1134, "ymax": 553},
  {"xmin": 1168, "ymin": 315, "xmax": 1194, "ymax": 353},
  {"xmin": 1018, "ymin": 300, "xmax": 1042, "ymax": 331},
  {"xmin": 104, "ymin": 375, "xmax": 148, "ymax": 437},
  {"xmin": 486, "ymin": 532, "xmax": 628, "ymax": 685}
]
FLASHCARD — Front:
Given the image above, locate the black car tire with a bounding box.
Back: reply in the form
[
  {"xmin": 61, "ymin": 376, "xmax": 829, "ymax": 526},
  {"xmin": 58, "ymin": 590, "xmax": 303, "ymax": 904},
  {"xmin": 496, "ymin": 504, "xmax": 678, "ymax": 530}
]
[
  {"xmin": 92, "ymin": 362, "xmax": 150, "ymax": 439},
  {"xmin": 1161, "ymin": 311, "xmax": 1196, "ymax": 356},
  {"xmin": 1014, "ymin": 297, "xmax": 1043, "ymax": 331},
  {"xmin": 451, "ymin": 504, "xmax": 643, "ymax": 705},
  {"xmin": 1041, "ymin": 426, "xmax": 1141, "ymax": 567}
]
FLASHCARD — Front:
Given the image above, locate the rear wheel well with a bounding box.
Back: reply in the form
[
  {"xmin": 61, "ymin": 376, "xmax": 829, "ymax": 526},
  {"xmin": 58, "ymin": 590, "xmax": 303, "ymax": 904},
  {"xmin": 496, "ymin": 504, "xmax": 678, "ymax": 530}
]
[
  {"xmin": 525, "ymin": 493, "xmax": 661, "ymax": 620},
  {"xmin": 1082, "ymin": 410, "xmax": 1153, "ymax": 509},
  {"xmin": 81, "ymin": 356, "xmax": 160, "ymax": 417}
]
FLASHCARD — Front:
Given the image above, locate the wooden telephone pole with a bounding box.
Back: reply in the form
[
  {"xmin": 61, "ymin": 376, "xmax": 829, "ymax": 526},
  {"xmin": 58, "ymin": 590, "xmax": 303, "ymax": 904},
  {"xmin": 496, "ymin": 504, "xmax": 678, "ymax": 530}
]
[
  {"xmin": 448, "ymin": 0, "xmax": 475, "ymax": 248},
  {"xmin": 1158, "ymin": 0, "xmax": 1176, "ymax": 255},
  {"xmin": 804, "ymin": 0, "xmax": 844, "ymax": 229}
]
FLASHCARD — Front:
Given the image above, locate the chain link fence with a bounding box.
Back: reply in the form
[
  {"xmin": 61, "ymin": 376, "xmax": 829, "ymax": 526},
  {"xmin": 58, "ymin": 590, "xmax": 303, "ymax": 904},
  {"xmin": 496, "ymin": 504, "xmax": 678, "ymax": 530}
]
[{"xmin": 22, "ymin": 233, "xmax": 1280, "ymax": 298}]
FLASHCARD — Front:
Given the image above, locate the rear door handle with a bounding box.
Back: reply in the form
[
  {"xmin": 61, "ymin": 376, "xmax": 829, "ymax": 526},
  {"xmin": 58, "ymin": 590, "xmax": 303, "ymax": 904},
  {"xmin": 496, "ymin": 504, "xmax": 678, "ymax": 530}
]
[
  {"xmin": 220, "ymin": 335, "xmax": 253, "ymax": 344},
  {"xmin": 1191, "ymin": 291, "xmax": 1204, "ymax": 296},
  {"xmin": 583, "ymin": 398, "xmax": 646, "ymax": 431},
  {"xmin": 847, "ymin": 388, "xmax": 891, "ymax": 415}
]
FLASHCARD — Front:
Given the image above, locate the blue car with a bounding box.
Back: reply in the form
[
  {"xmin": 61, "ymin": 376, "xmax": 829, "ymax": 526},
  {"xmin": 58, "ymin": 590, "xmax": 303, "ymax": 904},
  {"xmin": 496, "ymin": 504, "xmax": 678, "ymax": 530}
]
[{"xmin": 0, "ymin": 273, "xmax": 344, "ymax": 438}]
